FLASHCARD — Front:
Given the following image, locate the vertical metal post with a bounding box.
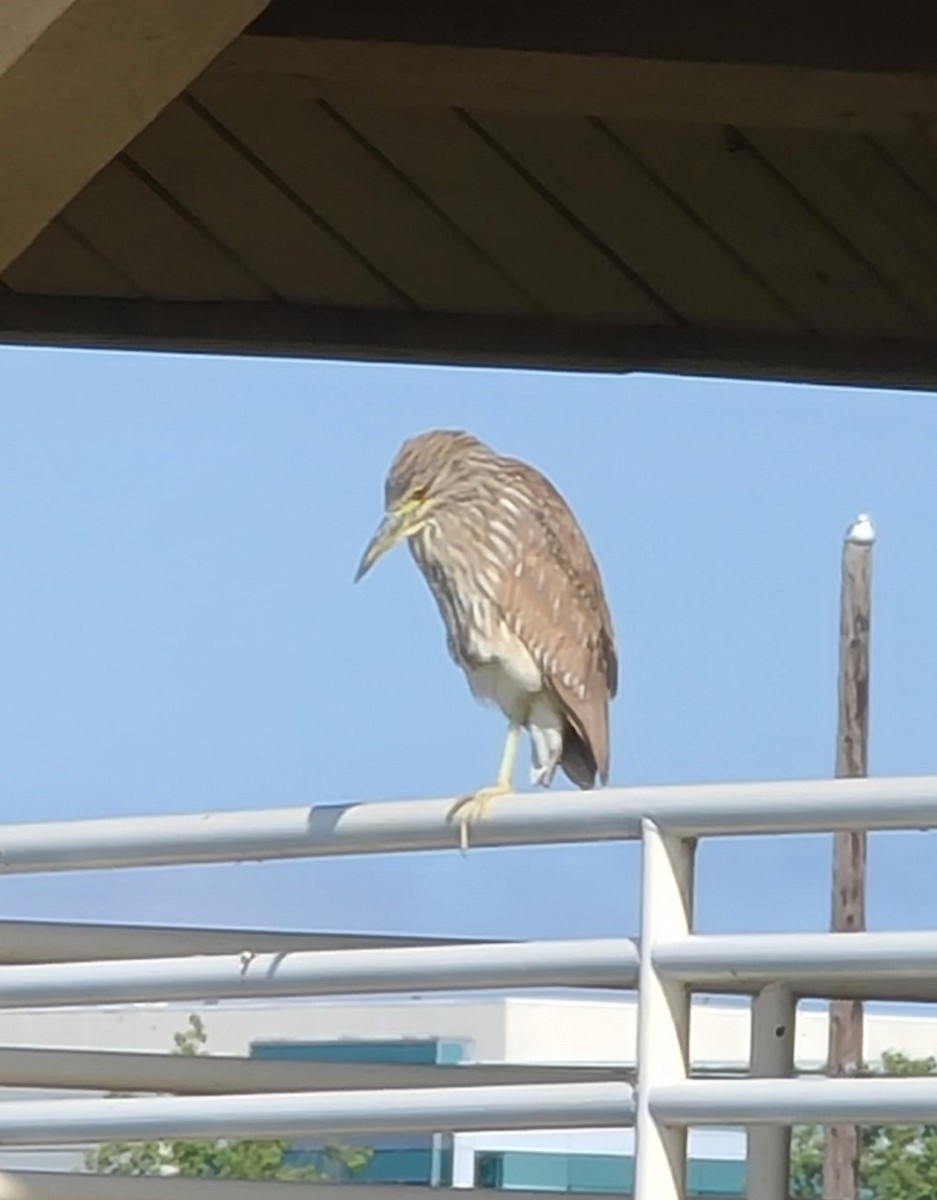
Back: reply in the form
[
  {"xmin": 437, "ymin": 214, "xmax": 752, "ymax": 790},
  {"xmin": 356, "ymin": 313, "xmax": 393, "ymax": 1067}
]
[
  {"xmin": 824, "ymin": 513, "xmax": 874, "ymax": 1200},
  {"xmin": 746, "ymin": 983, "xmax": 796, "ymax": 1200},
  {"xmin": 634, "ymin": 818, "xmax": 695, "ymax": 1200}
]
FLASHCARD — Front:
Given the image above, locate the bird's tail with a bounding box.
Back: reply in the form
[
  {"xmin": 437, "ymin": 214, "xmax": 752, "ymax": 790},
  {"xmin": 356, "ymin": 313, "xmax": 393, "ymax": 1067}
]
[{"xmin": 560, "ymin": 725, "xmax": 598, "ymax": 790}]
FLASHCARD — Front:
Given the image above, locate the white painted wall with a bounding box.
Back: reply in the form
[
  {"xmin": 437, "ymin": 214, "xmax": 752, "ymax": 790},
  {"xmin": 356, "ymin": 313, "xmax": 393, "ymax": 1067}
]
[{"xmin": 0, "ymin": 994, "xmax": 932, "ymax": 1071}]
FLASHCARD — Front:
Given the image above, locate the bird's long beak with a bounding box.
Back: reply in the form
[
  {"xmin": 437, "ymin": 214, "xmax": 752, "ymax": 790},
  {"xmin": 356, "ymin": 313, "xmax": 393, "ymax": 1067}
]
[{"xmin": 354, "ymin": 511, "xmax": 408, "ymax": 582}]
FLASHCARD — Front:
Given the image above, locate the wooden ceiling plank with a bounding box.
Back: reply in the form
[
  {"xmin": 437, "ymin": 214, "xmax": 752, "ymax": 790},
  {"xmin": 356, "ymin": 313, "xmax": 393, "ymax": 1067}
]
[
  {"xmin": 188, "ymin": 83, "xmax": 544, "ymax": 316},
  {"xmin": 604, "ymin": 120, "xmax": 917, "ymax": 339},
  {"xmin": 1, "ymin": 222, "xmax": 138, "ymax": 298},
  {"xmin": 248, "ymin": 0, "xmax": 937, "ymax": 78},
  {"xmin": 3, "ymin": 296, "xmax": 937, "ymax": 391},
  {"xmin": 744, "ymin": 129, "xmax": 937, "ymax": 331},
  {"xmin": 124, "ymin": 97, "xmax": 406, "ymax": 311},
  {"xmin": 58, "ymin": 160, "xmax": 270, "ymax": 302},
  {"xmin": 835, "ymin": 135, "xmax": 937, "ymax": 271},
  {"xmin": 470, "ymin": 110, "xmax": 804, "ymax": 333},
  {"xmin": 0, "ymin": 0, "xmax": 269, "ymax": 272},
  {"xmin": 867, "ymin": 134, "xmax": 937, "ymax": 218},
  {"xmin": 210, "ymin": 35, "xmax": 937, "ymax": 137},
  {"xmin": 310, "ymin": 102, "xmax": 673, "ymax": 325}
]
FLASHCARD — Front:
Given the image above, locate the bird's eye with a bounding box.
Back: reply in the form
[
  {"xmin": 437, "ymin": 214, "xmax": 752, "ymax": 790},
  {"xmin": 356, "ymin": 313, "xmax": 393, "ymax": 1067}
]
[{"xmin": 410, "ymin": 485, "xmax": 429, "ymax": 502}]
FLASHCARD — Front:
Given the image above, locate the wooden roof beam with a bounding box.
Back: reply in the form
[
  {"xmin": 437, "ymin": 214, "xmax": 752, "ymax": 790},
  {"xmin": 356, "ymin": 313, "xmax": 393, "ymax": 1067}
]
[
  {"xmin": 3, "ymin": 295, "xmax": 937, "ymax": 391},
  {"xmin": 247, "ymin": 0, "xmax": 937, "ymax": 78},
  {"xmin": 211, "ymin": 34, "xmax": 937, "ymax": 136},
  {"xmin": 0, "ymin": 0, "xmax": 269, "ymax": 272}
]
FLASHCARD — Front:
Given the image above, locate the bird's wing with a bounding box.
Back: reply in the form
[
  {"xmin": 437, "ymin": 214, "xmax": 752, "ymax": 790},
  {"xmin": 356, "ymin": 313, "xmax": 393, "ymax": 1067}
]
[{"xmin": 495, "ymin": 460, "xmax": 617, "ymax": 781}]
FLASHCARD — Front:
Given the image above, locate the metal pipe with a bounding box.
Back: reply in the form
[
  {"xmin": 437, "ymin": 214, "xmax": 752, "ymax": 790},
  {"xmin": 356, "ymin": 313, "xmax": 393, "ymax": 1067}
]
[
  {"xmin": 0, "ymin": 1082, "xmax": 634, "ymax": 1144},
  {"xmin": 0, "ymin": 776, "xmax": 932, "ymax": 875},
  {"xmin": 633, "ymin": 820, "xmax": 694, "ymax": 1200},
  {"xmin": 0, "ymin": 1045, "xmax": 625, "ymax": 1095},
  {"xmin": 0, "ymin": 1175, "xmax": 330, "ymax": 1200},
  {"xmin": 0, "ymin": 1173, "xmax": 618, "ymax": 1200},
  {"xmin": 654, "ymin": 930, "xmax": 937, "ymax": 998},
  {"xmin": 0, "ymin": 937, "xmax": 635, "ymax": 1009},
  {"xmin": 746, "ymin": 985, "xmax": 795, "ymax": 1200},
  {"xmin": 652, "ymin": 1076, "xmax": 937, "ymax": 1125}
]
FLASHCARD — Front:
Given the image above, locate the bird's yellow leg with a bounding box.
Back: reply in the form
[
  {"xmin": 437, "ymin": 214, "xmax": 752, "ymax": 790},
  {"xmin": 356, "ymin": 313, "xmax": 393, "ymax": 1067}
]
[{"xmin": 447, "ymin": 722, "xmax": 521, "ymax": 852}]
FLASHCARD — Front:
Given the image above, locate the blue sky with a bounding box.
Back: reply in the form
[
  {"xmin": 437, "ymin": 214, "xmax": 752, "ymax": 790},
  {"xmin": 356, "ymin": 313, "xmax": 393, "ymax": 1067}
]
[{"xmin": 1, "ymin": 346, "xmax": 936, "ymax": 942}]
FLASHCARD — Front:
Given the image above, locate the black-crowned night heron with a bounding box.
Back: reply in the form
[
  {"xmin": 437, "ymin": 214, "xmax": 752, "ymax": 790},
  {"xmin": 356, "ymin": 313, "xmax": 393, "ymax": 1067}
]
[{"xmin": 355, "ymin": 430, "xmax": 617, "ymax": 850}]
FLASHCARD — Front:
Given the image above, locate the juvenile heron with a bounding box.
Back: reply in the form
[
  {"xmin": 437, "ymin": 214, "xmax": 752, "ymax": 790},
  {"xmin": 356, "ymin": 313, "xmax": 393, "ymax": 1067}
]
[{"xmin": 355, "ymin": 430, "xmax": 617, "ymax": 850}]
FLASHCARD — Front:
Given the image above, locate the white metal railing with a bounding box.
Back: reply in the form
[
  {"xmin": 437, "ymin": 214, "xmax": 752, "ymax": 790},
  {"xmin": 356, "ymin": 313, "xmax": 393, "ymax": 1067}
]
[
  {"xmin": 0, "ymin": 1175, "xmax": 608, "ymax": 1200},
  {"xmin": 0, "ymin": 1082, "xmax": 634, "ymax": 1143},
  {"xmin": 0, "ymin": 775, "xmax": 936, "ymax": 1199},
  {"xmin": 654, "ymin": 929, "xmax": 937, "ymax": 997},
  {"xmin": 0, "ymin": 773, "xmax": 934, "ymax": 869},
  {"xmin": 0, "ymin": 937, "xmax": 635, "ymax": 1008},
  {"xmin": 652, "ymin": 1076, "xmax": 937, "ymax": 1124}
]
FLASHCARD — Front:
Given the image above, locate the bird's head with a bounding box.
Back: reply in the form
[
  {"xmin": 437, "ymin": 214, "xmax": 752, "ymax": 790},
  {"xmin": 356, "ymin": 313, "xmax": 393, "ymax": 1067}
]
[{"xmin": 354, "ymin": 429, "xmax": 485, "ymax": 581}]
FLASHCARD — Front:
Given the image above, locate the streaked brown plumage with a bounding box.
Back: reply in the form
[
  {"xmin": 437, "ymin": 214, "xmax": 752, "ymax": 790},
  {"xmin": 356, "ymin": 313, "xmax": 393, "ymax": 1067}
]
[{"xmin": 355, "ymin": 429, "xmax": 617, "ymax": 846}]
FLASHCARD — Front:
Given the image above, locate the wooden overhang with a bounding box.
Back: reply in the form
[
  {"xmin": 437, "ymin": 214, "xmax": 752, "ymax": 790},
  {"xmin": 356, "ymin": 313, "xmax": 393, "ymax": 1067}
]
[{"xmin": 2, "ymin": 0, "xmax": 937, "ymax": 387}]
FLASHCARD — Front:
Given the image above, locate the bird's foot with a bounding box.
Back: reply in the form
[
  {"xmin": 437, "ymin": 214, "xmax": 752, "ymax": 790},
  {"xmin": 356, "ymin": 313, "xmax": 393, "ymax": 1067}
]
[
  {"xmin": 447, "ymin": 782, "xmax": 512, "ymax": 853},
  {"xmin": 530, "ymin": 762, "xmax": 557, "ymax": 788}
]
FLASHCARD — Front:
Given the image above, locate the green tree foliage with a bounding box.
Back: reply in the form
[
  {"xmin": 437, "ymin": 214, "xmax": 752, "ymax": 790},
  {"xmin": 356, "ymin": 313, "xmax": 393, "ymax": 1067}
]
[
  {"xmin": 86, "ymin": 1015, "xmax": 371, "ymax": 1182},
  {"xmin": 172, "ymin": 1014, "xmax": 208, "ymax": 1057},
  {"xmin": 791, "ymin": 1052, "xmax": 937, "ymax": 1199}
]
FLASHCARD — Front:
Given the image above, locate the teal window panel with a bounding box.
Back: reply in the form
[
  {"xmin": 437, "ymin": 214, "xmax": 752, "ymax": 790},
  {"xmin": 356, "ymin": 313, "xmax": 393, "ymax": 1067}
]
[
  {"xmin": 490, "ymin": 1151, "xmax": 633, "ymax": 1194},
  {"xmin": 250, "ymin": 1039, "xmax": 432, "ymax": 1064},
  {"xmin": 687, "ymin": 1158, "xmax": 745, "ymax": 1195},
  {"xmin": 437, "ymin": 1040, "xmax": 465, "ymax": 1064},
  {"xmin": 569, "ymin": 1153, "xmax": 634, "ymax": 1193},
  {"xmin": 284, "ymin": 1146, "xmax": 435, "ymax": 1184},
  {"xmin": 475, "ymin": 1151, "xmax": 743, "ymax": 1197},
  {"xmin": 250, "ymin": 1038, "xmax": 465, "ymax": 1066},
  {"xmin": 361, "ymin": 1147, "xmax": 434, "ymax": 1183},
  {"xmin": 435, "ymin": 1141, "xmax": 454, "ymax": 1186},
  {"xmin": 475, "ymin": 1152, "xmax": 504, "ymax": 1189},
  {"xmin": 501, "ymin": 1150, "xmax": 570, "ymax": 1191}
]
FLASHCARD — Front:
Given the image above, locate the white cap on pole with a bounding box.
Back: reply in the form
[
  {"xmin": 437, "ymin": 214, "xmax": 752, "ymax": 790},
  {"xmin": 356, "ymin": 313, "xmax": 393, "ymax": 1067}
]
[{"xmin": 845, "ymin": 513, "xmax": 875, "ymax": 545}]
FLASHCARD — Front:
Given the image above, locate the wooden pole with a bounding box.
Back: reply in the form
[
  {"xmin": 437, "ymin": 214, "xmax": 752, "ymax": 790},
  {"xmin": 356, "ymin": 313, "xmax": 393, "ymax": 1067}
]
[{"xmin": 823, "ymin": 513, "xmax": 874, "ymax": 1200}]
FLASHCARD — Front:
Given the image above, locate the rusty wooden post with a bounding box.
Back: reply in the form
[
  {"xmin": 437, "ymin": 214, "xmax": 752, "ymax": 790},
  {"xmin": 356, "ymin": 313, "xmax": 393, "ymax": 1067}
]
[{"xmin": 823, "ymin": 513, "xmax": 874, "ymax": 1200}]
